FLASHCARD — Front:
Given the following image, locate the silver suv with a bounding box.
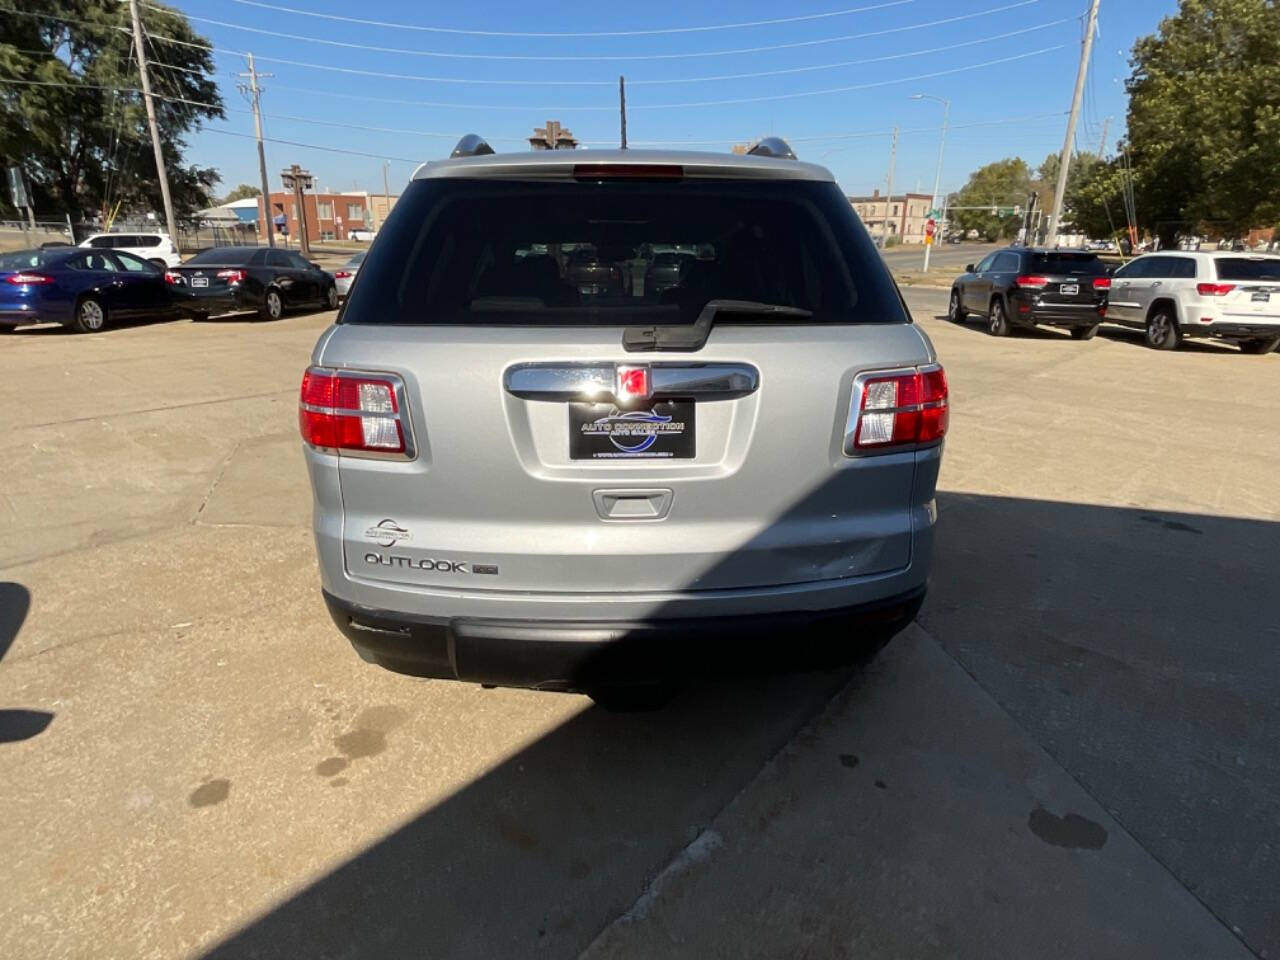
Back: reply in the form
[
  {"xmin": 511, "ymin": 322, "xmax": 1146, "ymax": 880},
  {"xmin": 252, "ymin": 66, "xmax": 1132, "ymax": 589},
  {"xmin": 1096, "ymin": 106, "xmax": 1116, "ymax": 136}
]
[
  {"xmin": 299, "ymin": 137, "xmax": 948, "ymax": 702},
  {"xmin": 1105, "ymin": 251, "xmax": 1280, "ymax": 353}
]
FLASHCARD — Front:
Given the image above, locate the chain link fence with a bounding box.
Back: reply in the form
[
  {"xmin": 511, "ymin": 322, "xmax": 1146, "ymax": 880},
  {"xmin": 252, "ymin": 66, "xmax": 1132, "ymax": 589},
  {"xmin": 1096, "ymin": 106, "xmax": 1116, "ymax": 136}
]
[{"xmin": 0, "ymin": 216, "xmax": 260, "ymax": 254}]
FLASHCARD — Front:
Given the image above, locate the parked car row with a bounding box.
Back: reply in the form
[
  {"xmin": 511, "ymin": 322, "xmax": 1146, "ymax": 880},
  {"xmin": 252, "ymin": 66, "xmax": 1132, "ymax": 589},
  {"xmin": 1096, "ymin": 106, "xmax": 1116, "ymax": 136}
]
[
  {"xmin": 949, "ymin": 247, "xmax": 1280, "ymax": 354},
  {"xmin": 0, "ymin": 245, "xmax": 339, "ymax": 333}
]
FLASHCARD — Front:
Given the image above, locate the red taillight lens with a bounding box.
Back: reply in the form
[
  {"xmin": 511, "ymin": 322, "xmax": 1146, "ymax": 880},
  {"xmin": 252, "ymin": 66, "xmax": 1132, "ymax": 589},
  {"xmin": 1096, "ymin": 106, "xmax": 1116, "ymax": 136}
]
[
  {"xmin": 216, "ymin": 269, "xmax": 246, "ymax": 283},
  {"xmin": 334, "ymin": 270, "xmax": 351, "ymax": 279},
  {"xmin": 1092, "ymin": 276, "xmax": 1111, "ymax": 290},
  {"xmin": 847, "ymin": 365, "xmax": 949, "ymax": 454},
  {"xmin": 164, "ymin": 271, "xmax": 181, "ymax": 285},
  {"xmin": 299, "ymin": 367, "xmax": 409, "ymax": 457},
  {"xmin": 1196, "ymin": 282, "xmax": 1235, "ymax": 296},
  {"xmin": 5, "ymin": 273, "xmax": 53, "ymax": 285},
  {"xmin": 1014, "ymin": 275, "xmax": 1050, "ymax": 289}
]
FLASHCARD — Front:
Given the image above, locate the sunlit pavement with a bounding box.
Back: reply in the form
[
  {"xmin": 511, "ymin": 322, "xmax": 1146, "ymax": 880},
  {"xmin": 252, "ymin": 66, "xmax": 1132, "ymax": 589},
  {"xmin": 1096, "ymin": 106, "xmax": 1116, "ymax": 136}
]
[{"xmin": 1, "ymin": 292, "xmax": 1276, "ymax": 958}]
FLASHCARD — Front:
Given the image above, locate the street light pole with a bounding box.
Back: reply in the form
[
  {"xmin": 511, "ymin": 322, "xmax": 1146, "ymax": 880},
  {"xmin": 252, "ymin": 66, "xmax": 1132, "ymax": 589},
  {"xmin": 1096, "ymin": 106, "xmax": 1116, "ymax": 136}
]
[{"xmin": 912, "ymin": 93, "xmax": 950, "ymax": 273}]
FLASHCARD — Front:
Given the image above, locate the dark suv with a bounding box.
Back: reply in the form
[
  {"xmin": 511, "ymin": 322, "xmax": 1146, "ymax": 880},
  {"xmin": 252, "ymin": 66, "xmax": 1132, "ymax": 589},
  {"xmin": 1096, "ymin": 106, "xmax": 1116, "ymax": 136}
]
[{"xmin": 949, "ymin": 247, "xmax": 1110, "ymax": 338}]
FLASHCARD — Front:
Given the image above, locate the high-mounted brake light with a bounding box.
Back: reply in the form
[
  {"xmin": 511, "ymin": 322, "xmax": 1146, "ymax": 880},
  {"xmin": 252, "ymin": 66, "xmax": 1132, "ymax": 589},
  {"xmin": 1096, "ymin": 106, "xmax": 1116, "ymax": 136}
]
[
  {"xmin": 573, "ymin": 164, "xmax": 683, "ymax": 180},
  {"xmin": 299, "ymin": 367, "xmax": 412, "ymax": 458},
  {"xmin": 1014, "ymin": 275, "xmax": 1050, "ymax": 289},
  {"xmin": 845, "ymin": 365, "xmax": 948, "ymax": 455},
  {"xmin": 5, "ymin": 273, "xmax": 53, "ymax": 285},
  {"xmin": 216, "ymin": 269, "xmax": 246, "ymax": 284},
  {"xmin": 1092, "ymin": 276, "xmax": 1111, "ymax": 290},
  {"xmin": 1197, "ymin": 282, "xmax": 1235, "ymax": 296}
]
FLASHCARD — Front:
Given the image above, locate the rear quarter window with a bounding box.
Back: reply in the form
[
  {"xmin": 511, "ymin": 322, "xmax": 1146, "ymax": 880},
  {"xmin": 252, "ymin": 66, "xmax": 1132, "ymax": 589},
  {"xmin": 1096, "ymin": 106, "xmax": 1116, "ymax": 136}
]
[{"xmin": 343, "ymin": 177, "xmax": 907, "ymax": 327}]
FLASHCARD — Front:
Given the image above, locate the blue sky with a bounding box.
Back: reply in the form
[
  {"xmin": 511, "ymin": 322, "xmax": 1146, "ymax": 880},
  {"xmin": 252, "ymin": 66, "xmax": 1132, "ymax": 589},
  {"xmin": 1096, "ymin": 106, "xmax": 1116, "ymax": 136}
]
[{"xmin": 155, "ymin": 0, "xmax": 1178, "ymax": 200}]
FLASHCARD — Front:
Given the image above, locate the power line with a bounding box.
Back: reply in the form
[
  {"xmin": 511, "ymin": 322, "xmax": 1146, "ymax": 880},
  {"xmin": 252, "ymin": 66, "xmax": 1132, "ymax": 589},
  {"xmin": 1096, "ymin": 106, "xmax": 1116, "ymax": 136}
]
[
  {"xmin": 142, "ymin": 0, "xmax": 1045, "ymax": 63},
  {"xmin": 202, "ymin": 126, "xmax": 423, "ymax": 164},
  {"xmin": 192, "ymin": 18, "xmax": 1079, "ymax": 88},
  {"xmin": 3, "ymin": 46, "xmax": 1066, "ymax": 112},
  {"xmin": 212, "ymin": 0, "xmax": 918, "ymax": 38}
]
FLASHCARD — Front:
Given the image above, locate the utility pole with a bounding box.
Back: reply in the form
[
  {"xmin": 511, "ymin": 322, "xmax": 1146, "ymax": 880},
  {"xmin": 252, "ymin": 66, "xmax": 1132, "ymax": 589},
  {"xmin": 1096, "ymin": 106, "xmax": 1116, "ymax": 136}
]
[
  {"xmin": 1046, "ymin": 0, "xmax": 1101, "ymax": 247},
  {"xmin": 619, "ymin": 76, "xmax": 628, "ymax": 149},
  {"xmin": 237, "ymin": 53, "xmax": 275, "ymax": 247},
  {"xmin": 281, "ymin": 164, "xmax": 313, "ymax": 257},
  {"xmin": 128, "ymin": 0, "xmax": 178, "ymax": 245},
  {"xmin": 882, "ymin": 125, "xmax": 899, "ymax": 248},
  {"xmin": 1096, "ymin": 115, "xmax": 1112, "ymax": 159},
  {"xmin": 912, "ymin": 94, "xmax": 950, "ymax": 272}
]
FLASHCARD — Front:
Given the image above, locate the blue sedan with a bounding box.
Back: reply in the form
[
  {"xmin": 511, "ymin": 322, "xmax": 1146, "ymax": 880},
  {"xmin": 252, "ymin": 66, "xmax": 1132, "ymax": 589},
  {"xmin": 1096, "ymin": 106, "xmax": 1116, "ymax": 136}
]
[{"xmin": 0, "ymin": 247, "xmax": 177, "ymax": 333}]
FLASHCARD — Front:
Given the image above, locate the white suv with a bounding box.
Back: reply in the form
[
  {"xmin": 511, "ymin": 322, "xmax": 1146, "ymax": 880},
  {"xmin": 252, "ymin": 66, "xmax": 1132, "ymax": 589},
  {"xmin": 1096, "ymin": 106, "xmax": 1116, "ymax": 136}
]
[
  {"xmin": 80, "ymin": 232, "xmax": 182, "ymax": 269},
  {"xmin": 1104, "ymin": 251, "xmax": 1280, "ymax": 353}
]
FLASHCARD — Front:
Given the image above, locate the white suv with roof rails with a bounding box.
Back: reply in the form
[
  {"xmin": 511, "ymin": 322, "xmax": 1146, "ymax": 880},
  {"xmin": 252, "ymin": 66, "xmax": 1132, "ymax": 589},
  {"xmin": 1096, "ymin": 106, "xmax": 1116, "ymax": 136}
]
[
  {"xmin": 1104, "ymin": 251, "xmax": 1280, "ymax": 353},
  {"xmin": 80, "ymin": 231, "xmax": 182, "ymax": 269},
  {"xmin": 299, "ymin": 135, "xmax": 948, "ymax": 707}
]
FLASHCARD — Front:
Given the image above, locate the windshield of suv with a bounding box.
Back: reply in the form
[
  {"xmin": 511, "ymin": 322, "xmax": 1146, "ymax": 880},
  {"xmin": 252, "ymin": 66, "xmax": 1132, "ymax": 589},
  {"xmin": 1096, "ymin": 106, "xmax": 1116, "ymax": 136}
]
[
  {"xmin": 1215, "ymin": 257, "xmax": 1280, "ymax": 281},
  {"xmin": 346, "ymin": 178, "xmax": 905, "ymax": 326},
  {"xmin": 1028, "ymin": 253, "xmax": 1108, "ymax": 276}
]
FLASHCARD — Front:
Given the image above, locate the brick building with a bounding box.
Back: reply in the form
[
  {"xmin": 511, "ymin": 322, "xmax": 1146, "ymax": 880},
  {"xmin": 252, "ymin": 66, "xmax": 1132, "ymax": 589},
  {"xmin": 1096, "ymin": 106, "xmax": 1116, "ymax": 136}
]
[
  {"xmin": 256, "ymin": 190, "xmax": 399, "ymax": 243},
  {"xmin": 848, "ymin": 190, "xmax": 934, "ymax": 245}
]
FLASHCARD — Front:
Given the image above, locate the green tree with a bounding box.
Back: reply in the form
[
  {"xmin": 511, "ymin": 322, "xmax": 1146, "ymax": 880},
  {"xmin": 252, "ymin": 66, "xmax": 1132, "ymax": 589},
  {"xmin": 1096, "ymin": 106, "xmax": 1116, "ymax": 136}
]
[
  {"xmin": 0, "ymin": 1, "xmax": 224, "ymax": 220},
  {"xmin": 1124, "ymin": 0, "xmax": 1280, "ymax": 246},
  {"xmin": 222, "ymin": 184, "xmax": 261, "ymax": 203},
  {"xmin": 947, "ymin": 158, "xmax": 1032, "ymax": 241},
  {"xmin": 1063, "ymin": 158, "xmax": 1130, "ymax": 242}
]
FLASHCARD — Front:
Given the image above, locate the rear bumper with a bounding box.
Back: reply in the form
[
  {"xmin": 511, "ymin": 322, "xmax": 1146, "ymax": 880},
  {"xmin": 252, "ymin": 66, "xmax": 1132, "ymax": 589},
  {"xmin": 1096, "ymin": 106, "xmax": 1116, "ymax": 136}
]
[
  {"xmin": 322, "ymin": 584, "xmax": 925, "ymax": 690},
  {"xmin": 1011, "ymin": 295, "xmax": 1104, "ymax": 327},
  {"xmin": 173, "ymin": 287, "xmax": 257, "ymax": 314},
  {"xmin": 1183, "ymin": 320, "xmax": 1280, "ymax": 340}
]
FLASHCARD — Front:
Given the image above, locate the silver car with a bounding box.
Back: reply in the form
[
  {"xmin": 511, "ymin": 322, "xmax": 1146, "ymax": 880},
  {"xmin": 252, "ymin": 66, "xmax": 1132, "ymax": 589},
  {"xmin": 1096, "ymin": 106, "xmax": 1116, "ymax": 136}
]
[
  {"xmin": 300, "ymin": 137, "xmax": 948, "ymax": 704},
  {"xmin": 333, "ymin": 251, "xmax": 365, "ymax": 299}
]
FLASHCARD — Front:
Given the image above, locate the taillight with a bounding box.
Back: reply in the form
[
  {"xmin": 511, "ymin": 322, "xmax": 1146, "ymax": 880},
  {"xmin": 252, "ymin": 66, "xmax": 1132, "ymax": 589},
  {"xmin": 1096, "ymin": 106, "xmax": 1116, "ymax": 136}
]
[
  {"xmin": 333, "ymin": 270, "xmax": 352, "ymax": 279},
  {"xmin": 164, "ymin": 271, "xmax": 182, "ymax": 285},
  {"xmin": 217, "ymin": 269, "xmax": 246, "ymax": 284},
  {"xmin": 1197, "ymin": 282, "xmax": 1235, "ymax": 296},
  {"xmin": 1092, "ymin": 276, "xmax": 1111, "ymax": 290},
  {"xmin": 1014, "ymin": 275, "xmax": 1050, "ymax": 289},
  {"xmin": 616, "ymin": 365, "xmax": 650, "ymax": 403},
  {"xmin": 844, "ymin": 365, "xmax": 948, "ymax": 455},
  {"xmin": 299, "ymin": 367, "xmax": 412, "ymax": 458},
  {"xmin": 5, "ymin": 273, "xmax": 53, "ymax": 285}
]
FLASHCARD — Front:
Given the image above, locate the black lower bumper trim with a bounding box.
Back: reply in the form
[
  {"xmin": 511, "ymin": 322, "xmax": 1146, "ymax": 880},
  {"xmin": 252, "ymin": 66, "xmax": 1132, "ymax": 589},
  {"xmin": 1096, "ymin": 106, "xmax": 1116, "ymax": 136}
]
[
  {"xmin": 1185, "ymin": 323, "xmax": 1280, "ymax": 340},
  {"xmin": 322, "ymin": 586, "xmax": 926, "ymax": 690}
]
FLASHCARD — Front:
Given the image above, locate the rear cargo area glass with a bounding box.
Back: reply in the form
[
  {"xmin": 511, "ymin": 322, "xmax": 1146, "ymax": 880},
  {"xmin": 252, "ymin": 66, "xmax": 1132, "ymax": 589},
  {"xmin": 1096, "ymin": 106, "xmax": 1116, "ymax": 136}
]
[{"xmin": 345, "ymin": 179, "xmax": 906, "ymax": 326}]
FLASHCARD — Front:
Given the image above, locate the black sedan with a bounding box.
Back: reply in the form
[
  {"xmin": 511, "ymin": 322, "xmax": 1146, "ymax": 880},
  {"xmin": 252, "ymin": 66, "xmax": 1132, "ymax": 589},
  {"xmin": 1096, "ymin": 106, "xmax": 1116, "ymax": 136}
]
[
  {"xmin": 948, "ymin": 247, "xmax": 1110, "ymax": 339},
  {"xmin": 1, "ymin": 247, "xmax": 175, "ymax": 333},
  {"xmin": 166, "ymin": 246, "xmax": 338, "ymax": 321}
]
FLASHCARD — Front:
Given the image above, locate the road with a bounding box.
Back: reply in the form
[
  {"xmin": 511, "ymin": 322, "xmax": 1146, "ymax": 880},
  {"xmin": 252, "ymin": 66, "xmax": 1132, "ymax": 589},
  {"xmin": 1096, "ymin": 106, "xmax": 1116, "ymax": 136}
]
[
  {"xmin": 878, "ymin": 240, "xmax": 998, "ymax": 275},
  {"xmin": 1, "ymin": 294, "xmax": 1277, "ymax": 958}
]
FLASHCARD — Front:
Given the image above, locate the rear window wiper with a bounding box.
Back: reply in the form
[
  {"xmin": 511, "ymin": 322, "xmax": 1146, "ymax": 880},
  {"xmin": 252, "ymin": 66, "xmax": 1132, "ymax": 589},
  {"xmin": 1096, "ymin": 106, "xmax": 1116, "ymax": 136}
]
[{"xmin": 623, "ymin": 299, "xmax": 813, "ymax": 352}]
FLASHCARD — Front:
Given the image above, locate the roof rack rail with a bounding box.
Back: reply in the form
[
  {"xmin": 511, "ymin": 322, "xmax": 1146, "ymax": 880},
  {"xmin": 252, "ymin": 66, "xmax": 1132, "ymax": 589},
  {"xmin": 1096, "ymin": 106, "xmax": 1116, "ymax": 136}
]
[
  {"xmin": 746, "ymin": 137, "xmax": 797, "ymax": 161},
  {"xmin": 450, "ymin": 134, "xmax": 495, "ymax": 159}
]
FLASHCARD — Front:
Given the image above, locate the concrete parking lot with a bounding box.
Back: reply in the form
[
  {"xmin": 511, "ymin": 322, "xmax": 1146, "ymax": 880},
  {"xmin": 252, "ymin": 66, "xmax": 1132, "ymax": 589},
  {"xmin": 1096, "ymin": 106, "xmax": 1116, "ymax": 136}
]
[{"xmin": 1, "ymin": 289, "xmax": 1277, "ymax": 959}]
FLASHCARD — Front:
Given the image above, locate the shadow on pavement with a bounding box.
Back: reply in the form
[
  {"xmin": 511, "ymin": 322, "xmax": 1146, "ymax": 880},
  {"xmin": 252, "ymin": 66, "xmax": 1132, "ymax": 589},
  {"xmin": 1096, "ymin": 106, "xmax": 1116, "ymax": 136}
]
[
  {"xmin": 1095, "ymin": 326, "xmax": 1242, "ymax": 354},
  {"xmin": 0, "ymin": 581, "xmax": 53, "ymax": 744},
  {"xmin": 201, "ymin": 494, "xmax": 1279, "ymax": 959}
]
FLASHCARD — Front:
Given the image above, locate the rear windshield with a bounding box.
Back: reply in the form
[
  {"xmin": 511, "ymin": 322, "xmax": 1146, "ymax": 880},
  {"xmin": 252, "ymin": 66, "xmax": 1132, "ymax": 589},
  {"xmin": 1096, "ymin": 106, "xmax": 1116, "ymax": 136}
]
[
  {"xmin": 186, "ymin": 247, "xmax": 259, "ymax": 266},
  {"xmin": 1029, "ymin": 253, "xmax": 1107, "ymax": 276},
  {"xmin": 1215, "ymin": 258, "xmax": 1280, "ymax": 281},
  {"xmin": 344, "ymin": 178, "xmax": 906, "ymax": 326},
  {"xmin": 0, "ymin": 249, "xmax": 48, "ymax": 270}
]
